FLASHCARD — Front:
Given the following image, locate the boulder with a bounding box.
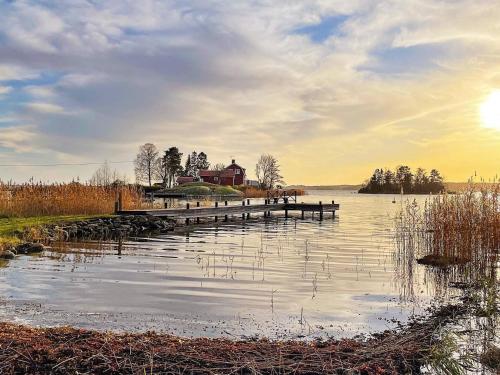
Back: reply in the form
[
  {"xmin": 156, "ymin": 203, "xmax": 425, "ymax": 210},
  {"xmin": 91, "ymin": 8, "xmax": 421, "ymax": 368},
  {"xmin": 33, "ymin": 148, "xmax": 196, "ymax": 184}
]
[
  {"xmin": 0, "ymin": 250, "xmax": 16, "ymax": 260},
  {"xmin": 16, "ymin": 242, "xmax": 45, "ymax": 254}
]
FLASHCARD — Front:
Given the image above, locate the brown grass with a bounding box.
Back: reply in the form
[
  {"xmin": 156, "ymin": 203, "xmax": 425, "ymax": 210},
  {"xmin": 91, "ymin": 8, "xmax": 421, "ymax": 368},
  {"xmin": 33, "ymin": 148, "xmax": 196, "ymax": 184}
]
[
  {"xmin": 0, "ymin": 303, "xmax": 466, "ymax": 374},
  {"xmin": 395, "ymin": 182, "xmax": 499, "ymax": 297},
  {"xmin": 0, "ymin": 182, "xmax": 144, "ymax": 217},
  {"xmin": 397, "ymin": 182, "xmax": 499, "ymax": 261}
]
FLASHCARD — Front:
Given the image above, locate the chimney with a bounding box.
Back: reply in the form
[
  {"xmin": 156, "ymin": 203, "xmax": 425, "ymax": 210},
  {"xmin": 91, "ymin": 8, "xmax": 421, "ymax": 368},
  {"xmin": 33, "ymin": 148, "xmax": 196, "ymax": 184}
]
[{"xmin": 231, "ymin": 159, "xmax": 235, "ymax": 164}]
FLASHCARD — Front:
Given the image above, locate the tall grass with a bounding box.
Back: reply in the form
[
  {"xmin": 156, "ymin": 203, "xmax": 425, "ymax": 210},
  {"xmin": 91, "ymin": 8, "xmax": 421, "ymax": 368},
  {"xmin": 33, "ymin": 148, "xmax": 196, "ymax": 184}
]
[
  {"xmin": 396, "ymin": 183, "xmax": 499, "ymax": 261},
  {"xmin": 0, "ymin": 182, "xmax": 144, "ymax": 217},
  {"xmin": 395, "ymin": 182, "xmax": 499, "ymax": 298}
]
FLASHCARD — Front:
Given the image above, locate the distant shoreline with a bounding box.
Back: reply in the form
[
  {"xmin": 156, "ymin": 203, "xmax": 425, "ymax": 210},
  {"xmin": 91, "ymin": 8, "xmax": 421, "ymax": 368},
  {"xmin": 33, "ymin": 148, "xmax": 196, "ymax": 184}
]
[{"xmin": 287, "ymin": 182, "xmax": 493, "ymax": 193}]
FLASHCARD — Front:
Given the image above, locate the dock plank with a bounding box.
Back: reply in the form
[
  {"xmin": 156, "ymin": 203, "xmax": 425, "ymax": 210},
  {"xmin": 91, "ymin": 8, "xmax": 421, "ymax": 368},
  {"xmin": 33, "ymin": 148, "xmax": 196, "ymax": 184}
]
[{"xmin": 118, "ymin": 202, "xmax": 339, "ymax": 219}]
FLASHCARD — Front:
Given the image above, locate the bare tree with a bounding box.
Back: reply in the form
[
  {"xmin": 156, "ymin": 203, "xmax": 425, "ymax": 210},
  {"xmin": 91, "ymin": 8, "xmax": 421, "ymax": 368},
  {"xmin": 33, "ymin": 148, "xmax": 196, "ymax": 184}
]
[
  {"xmin": 134, "ymin": 143, "xmax": 160, "ymax": 186},
  {"xmin": 211, "ymin": 163, "xmax": 226, "ymax": 171},
  {"xmin": 90, "ymin": 161, "xmax": 126, "ymax": 186},
  {"xmin": 255, "ymin": 154, "xmax": 284, "ymax": 189}
]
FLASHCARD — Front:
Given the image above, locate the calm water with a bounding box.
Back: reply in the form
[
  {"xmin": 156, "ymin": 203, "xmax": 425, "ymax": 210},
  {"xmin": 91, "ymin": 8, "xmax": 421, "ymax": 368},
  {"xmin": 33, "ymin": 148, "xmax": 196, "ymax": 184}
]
[{"xmin": 0, "ymin": 191, "xmax": 442, "ymax": 339}]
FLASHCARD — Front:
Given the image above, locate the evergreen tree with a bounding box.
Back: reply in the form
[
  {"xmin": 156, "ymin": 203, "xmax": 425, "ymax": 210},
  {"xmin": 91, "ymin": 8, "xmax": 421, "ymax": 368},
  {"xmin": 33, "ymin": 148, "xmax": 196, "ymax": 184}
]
[
  {"xmin": 359, "ymin": 166, "xmax": 445, "ymax": 194},
  {"xmin": 196, "ymin": 152, "xmax": 210, "ymax": 171},
  {"xmin": 184, "ymin": 155, "xmax": 191, "ymax": 176},
  {"xmin": 185, "ymin": 151, "xmax": 199, "ymax": 177},
  {"xmin": 160, "ymin": 147, "xmax": 183, "ymax": 187}
]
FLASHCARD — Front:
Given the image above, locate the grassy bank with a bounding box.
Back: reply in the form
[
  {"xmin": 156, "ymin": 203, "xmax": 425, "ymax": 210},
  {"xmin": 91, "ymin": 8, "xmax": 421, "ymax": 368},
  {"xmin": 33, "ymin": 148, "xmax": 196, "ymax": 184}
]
[
  {"xmin": 167, "ymin": 182, "xmax": 243, "ymax": 196},
  {"xmin": 0, "ymin": 215, "xmax": 108, "ymax": 252}
]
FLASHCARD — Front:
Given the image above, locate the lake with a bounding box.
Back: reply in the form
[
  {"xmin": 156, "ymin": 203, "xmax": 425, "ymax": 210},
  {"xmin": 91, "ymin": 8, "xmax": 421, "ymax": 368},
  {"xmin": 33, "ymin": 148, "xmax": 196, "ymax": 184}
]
[{"xmin": 0, "ymin": 190, "xmax": 452, "ymax": 339}]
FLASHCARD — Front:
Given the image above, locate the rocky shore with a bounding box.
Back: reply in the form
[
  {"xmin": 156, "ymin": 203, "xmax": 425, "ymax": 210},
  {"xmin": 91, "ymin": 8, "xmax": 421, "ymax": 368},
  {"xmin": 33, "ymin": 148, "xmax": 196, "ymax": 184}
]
[
  {"xmin": 0, "ymin": 215, "xmax": 176, "ymax": 260},
  {"xmin": 43, "ymin": 215, "xmax": 176, "ymax": 241}
]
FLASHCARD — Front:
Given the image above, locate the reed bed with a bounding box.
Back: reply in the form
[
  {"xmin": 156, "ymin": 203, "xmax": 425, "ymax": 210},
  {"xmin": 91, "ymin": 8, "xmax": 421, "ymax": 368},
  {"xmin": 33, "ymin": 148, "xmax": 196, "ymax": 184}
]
[
  {"xmin": 0, "ymin": 182, "xmax": 144, "ymax": 217},
  {"xmin": 397, "ymin": 183, "xmax": 499, "ymax": 261},
  {"xmin": 395, "ymin": 183, "xmax": 499, "ymax": 295}
]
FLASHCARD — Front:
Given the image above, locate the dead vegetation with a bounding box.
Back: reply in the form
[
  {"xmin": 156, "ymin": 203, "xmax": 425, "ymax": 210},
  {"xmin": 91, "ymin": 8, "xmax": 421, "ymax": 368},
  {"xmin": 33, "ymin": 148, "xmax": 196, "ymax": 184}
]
[
  {"xmin": 0, "ymin": 182, "xmax": 144, "ymax": 217},
  {"xmin": 0, "ymin": 304, "xmax": 466, "ymax": 375},
  {"xmin": 396, "ymin": 182, "xmax": 499, "ymax": 270}
]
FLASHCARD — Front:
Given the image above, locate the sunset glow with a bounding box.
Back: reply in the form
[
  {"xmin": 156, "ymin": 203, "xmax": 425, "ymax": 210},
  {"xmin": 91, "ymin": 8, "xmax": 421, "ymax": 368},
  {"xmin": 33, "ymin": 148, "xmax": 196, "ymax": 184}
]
[
  {"xmin": 0, "ymin": 1, "xmax": 499, "ymax": 184},
  {"xmin": 480, "ymin": 90, "xmax": 500, "ymax": 130}
]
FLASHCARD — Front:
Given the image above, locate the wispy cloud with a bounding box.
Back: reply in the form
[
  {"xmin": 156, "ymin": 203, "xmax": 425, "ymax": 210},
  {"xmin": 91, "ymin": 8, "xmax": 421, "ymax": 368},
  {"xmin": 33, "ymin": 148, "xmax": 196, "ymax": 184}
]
[
  {"xmin": 0, "ymin": 0, "xmax": 499, "ymax": 183},
  {"xmin": 0, "ymin": 86, "xmax": 12, "ymax": 95},
  {"xmin": 25, "ymin": 102, "xmax": 65, "ymax": 114}
]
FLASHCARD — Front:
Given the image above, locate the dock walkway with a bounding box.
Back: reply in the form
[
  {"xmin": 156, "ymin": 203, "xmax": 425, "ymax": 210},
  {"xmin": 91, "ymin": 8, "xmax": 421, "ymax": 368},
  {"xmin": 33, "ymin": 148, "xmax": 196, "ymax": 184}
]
[{"xmin": 118, "ymin": 199, "xmax": 339, "ymax": 223}]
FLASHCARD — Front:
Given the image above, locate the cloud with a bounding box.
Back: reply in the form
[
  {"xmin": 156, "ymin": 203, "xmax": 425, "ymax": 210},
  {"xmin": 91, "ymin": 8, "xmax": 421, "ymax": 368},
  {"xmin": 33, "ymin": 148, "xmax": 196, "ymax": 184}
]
[
  {"xmin": 0, "ymin": 0, "xmax": 499, "ymax": 183},
  {"xmin": 0, "ymin": 85, "xmax": 12, "ymax": 95},
  {"xmin": 25, "ymin": 102, "xmax": 65, "ymax": 114},
  {"xmin": 0, "ymin": 125, "xmax": 37, "ymax": 152},
  {"xmin": 24, "ymin": 85, "xmax": 55, "ymax": 98}
]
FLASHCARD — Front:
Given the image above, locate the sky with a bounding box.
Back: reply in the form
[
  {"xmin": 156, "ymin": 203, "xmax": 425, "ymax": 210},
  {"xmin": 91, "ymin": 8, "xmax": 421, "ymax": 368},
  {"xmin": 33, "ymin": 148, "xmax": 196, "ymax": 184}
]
[{"xmin": 0, "ymin": 0, "xmax": 499, "ymax": 185}]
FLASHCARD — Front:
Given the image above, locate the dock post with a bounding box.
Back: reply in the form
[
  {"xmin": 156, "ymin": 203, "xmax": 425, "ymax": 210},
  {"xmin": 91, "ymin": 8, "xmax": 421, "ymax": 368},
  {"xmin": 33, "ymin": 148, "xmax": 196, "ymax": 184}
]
[
  {"xmin": 186, "ymin": 203, "xmax": 190, "ymax": 225},
  {"xmin": 224, "ymin": 201, "xmax": 228, "ymax": 222},
  {"xmin": 332, "ymin": 200, "xmax": 336, "ymax": 219},
  {"xmin": 118, "ymin": 192, "xmax": 123, "ymax": 212},
  {"xmin": 215, "ymin": 201, "xmax": 218, "ymax": 222},
  {"xmin": 294, "ymin": 191, "xmax": 297, "ymax": 202},
  {"xmin": 196, "ymin": 201, "xmax": 200, "ymax": 224},
  {"xmin": 301, "ymin": 210, "xmax": 304, "ymax": 220},
  {"xmin": 319, "ymin": 201, "xmax": 323, "ymax": 221},
  {"xmin": 285, "ymin": 208, "xmax": 288, "ymax": 218},
  {"xmin": 247, "ymin": 199, "xmax": 250, "ymax": 206}
]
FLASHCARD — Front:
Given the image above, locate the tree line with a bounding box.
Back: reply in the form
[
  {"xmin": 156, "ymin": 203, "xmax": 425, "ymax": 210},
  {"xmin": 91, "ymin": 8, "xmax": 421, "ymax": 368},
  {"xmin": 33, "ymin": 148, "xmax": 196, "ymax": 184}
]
[
  {"xmin": 358, "ymin": 166, "xmax": 445, "ymax": 194},
  {"xmin": 133, "ymin": 143, "xmax": 285, "ymax": 190},
  {"xmin": 134, "ymin": 143, "xmax": 212, "ymax": 188}
]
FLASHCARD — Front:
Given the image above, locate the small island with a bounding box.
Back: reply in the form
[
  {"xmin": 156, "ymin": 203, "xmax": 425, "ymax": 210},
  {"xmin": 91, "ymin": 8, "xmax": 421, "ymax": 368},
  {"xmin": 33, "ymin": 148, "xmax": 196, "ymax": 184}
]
[{"xmin": 358, "ymin": 166, "xmax": 445, "ymax": 194}]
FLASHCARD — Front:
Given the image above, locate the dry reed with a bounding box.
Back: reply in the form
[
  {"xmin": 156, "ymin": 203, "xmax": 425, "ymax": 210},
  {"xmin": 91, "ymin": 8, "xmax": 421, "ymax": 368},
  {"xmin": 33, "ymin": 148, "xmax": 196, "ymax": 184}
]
[
  {"xmin": 0, "ymin": 182, "xmax": 144, "ymax": 217},
  {"xmin": 0, "ymin": 302, "xmax": 467, "ymax": 374},
  {"xmin": 397, "ymin": 183, "xmax": 499, "ymax": 260},
  {"xmin": 395, "ymin": 182, "xmax": 499, "ymax": 296}
]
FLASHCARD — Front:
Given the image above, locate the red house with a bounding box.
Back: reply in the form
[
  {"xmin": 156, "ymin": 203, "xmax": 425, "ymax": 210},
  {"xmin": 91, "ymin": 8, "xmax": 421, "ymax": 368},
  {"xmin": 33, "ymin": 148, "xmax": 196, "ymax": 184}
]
[{"xmin": 199, "ymin": 159, "xmax": 246, "ymax": 186}]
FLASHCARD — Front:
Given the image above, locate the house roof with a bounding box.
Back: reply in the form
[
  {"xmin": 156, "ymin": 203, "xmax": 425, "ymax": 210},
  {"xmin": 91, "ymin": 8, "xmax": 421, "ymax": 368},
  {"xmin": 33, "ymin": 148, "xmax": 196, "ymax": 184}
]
[
  {"xmin": 199, "ymin": 169, "xmax": 235, "ymax": 178},
  {"xmin": 226, "ymin": 163, "xmax": 245, "ymax": 172}
]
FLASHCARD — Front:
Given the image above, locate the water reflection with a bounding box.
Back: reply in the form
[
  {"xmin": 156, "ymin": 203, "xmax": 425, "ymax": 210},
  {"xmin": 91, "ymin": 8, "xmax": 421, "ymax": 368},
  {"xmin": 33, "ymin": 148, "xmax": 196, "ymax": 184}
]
[{"xmin": 0, "ymin": 191, "xmax": 446, "ymax": 339}]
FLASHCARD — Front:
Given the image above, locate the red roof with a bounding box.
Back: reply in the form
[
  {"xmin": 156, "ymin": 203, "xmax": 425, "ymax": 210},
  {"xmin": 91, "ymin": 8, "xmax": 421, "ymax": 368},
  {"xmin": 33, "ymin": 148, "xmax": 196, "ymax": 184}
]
[{"xmin": 199, "ymin": 169, "xmax": 235, "ymax": 178}]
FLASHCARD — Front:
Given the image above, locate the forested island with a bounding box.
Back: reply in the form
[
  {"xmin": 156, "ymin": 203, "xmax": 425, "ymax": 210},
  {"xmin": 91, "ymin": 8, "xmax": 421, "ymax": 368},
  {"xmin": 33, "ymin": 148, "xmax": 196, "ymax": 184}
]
[{"xmin": 358, "ymin": 166, "xmax": 445, "ymax": 194}]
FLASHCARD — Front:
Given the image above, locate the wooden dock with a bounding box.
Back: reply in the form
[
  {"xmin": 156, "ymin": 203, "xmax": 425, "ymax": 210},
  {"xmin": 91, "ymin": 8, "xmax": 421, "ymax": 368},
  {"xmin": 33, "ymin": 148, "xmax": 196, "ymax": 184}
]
[{"xmin": 118, "ymin": 199, "xmax": 339, "ymax": 223}]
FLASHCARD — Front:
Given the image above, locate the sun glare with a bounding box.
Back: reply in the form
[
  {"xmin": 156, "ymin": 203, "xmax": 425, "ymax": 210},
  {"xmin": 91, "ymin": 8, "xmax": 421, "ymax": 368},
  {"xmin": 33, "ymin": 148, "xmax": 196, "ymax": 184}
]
[{"xmin": 480, "ymin": 90, "xmax": 500, "ymax": 130}]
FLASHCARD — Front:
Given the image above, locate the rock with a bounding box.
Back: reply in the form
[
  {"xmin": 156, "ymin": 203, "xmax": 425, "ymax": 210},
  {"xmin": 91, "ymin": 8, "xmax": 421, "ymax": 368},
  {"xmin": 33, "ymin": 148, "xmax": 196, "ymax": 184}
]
[
  {"xmin": 16, "ymin": 242, "xmax": 45, "ymax": 254},
  {"xmin": 0, "ymin": 250, "xmax": 16, "ymax": 260},
  {"xmin": 43, "ymin": 215, "xmax": 176, "ymax": 242},
  {"xmin": 481, "ymin": 345, "xmax": 500, "ymax": 370}
]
